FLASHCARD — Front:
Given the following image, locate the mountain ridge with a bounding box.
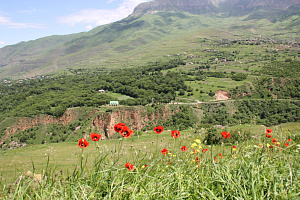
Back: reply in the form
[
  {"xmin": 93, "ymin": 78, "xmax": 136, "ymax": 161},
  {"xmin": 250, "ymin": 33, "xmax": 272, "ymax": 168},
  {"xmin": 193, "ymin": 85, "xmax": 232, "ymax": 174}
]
[
  {"xmin": 131, "ymin": 0, "xmax": 300, "ymax": 16},
  {"xmin": 0, "ymin": 0, "xmax": 299, "ymax": 79}
]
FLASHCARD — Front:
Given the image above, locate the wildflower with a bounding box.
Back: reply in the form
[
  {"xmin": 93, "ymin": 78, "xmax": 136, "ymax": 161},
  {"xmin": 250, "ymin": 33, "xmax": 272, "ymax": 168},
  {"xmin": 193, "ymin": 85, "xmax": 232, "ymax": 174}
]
[
  {"xmin": 114, "ymin": 123, "xmax": 126, "ymax": 133},
  {"xmin": 195, "ymin": 139, "xmax": 201, "ymax": 144},
  {"xmin": 90, "ymin": 133, "xmax": 101, "ymax": 141},
  {"xmin": 171, "ymin": 130, "xmax": 181, "ymax": 138},
  {"xmin": 161, "ymin": 148, "xmax": 168, "ymax": 155},
  {"xmin": 141, "ymin": 165, "xmax": 148, "ymax": 169},
  {"xmin": 154, "ymin": 126, "xmax": 164, "ymax": 134},
  {"xmin": 284, "ymin": 143, "xmax": 289, "ymax": 147},
  {"xmin": 221, "ymin": 131, "xmax": 231, "ymax": 139},
  {"xmin": 267, "ymin": 143, "xmax": 273, "ymax": 148},
  {"xmin": 266, "ymin": 129, "xmax": 272, "ymax": 135},
  {"xmin": 266, "ymin": 134, "xmax": 272, "ymax": 138},
  {"xmin": 77, "ymin": 138, "xmax": 89, "ymax": 148},
  {"xmin": 120, "ymin": 126, "xmax": 133, "ymax": 138},
  {"xmin": 191, "ymin": 143, "xmax": 197, "ymax": 148},
  {"xmin": 233, "ymin": 146, "xmax": 237, "ymax": 151},
  {"xmin": 125, "ymin": 162, "xmax": 135, "ymax": 171},
  {"xmin": 272, "ymin": 138, "xmax": 278, "ymax": 144},
  {"xmin": 195, "ymin": 157, "xmax": 200, "ymax": 163},
  {"xmin": 202, "ymin": 148, "xmax": 208, "ymax": 153},
  {"xmin": 218, "ymin": 153, "xmax": 223, "ymax": 158},
  {"xmin": 287, "ymin": 138, "xmax": 292, "ymax": 142},
  {"xmin": 191, "ymin": 149, "xmax": 200, "ymax": 154},
  {"xmin": 180, "ymin": 145, "xmax": 187, "ymax": 152}
]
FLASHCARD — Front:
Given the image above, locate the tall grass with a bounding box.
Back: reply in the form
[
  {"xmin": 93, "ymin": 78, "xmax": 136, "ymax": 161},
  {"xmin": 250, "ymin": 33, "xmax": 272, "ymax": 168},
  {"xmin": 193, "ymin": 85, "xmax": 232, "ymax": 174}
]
[{"xmin": 0, "ymin": 128, "xmax": 299, "ymax": 199}]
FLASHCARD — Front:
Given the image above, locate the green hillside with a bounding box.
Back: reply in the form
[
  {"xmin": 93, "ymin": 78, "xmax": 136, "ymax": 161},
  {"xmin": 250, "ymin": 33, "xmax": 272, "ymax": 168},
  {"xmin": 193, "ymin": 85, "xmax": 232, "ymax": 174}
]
[{"xmin": 0, "ymin": 9, "xmax": 299, "ymax": 79}]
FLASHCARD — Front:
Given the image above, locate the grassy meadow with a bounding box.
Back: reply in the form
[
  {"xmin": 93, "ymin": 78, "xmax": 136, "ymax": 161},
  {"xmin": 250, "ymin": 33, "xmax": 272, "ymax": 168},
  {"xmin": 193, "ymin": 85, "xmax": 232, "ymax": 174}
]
[{"xmin": 0, "ymin": 122, "xmax": 299, "ymax": 199}]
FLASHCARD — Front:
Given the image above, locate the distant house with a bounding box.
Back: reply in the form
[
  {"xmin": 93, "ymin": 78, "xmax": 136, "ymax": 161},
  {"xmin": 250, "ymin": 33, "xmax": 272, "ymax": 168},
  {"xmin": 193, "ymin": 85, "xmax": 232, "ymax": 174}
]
[
  {"xmin": 98, "ymin": 89, "xmax": 105, "ymax": 93},
  {"xmin": 110, "ymin": 101, "xmax": 119, "ymax": 106}
]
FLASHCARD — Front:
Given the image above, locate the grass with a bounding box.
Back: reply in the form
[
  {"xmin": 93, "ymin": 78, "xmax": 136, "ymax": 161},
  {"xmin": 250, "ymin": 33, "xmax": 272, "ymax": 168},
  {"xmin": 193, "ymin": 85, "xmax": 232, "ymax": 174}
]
[{"xmin": 0, "ymin": 122, "xmax": 299, "ymax": 199}]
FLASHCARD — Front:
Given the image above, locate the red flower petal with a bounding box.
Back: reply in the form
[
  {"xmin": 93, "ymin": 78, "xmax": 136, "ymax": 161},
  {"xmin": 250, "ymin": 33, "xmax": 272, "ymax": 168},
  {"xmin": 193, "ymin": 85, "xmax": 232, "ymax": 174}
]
[
  {"xmin": 180, "ymin": 145, "xmax": 187, "ymax": 152},
  {"xmin": 202, "ymin": 148, "xmax": 208, "ymax": 153},
  {"xmin": 154, "ymin": 126, "xmax": 164, "ymax": 134},
  {"xmin": 171, "ymin": 130, "xmax": 180, "ymax": 138},
  {"xmin": 120, "ymin": 126, "xmax": 133, "ymax": 138},
  {"xmin": 161, "ymin": 148, "xmax": 168, "ymax": 155},
  {"xmin": 90, "ymin": 133, "xmax": 101, "ymax": 141},
  {"xmin": 77, "ymin": 138, "xmax": 89, "ymax": 148}
]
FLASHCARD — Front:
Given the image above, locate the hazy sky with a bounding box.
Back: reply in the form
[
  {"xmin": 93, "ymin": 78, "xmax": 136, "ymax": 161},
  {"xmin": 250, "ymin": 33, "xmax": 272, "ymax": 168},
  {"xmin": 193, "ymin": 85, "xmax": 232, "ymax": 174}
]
[{"xmin": 0, "ymin": 0, "xmax": 152, "ymax": 47}]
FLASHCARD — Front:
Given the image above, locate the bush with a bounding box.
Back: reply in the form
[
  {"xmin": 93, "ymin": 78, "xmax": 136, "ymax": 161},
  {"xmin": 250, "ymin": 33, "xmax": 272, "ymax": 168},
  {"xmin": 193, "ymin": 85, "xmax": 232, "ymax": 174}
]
[{"xmin": 204, "ymin": 127, "xmax": 252, "ymax": 145}]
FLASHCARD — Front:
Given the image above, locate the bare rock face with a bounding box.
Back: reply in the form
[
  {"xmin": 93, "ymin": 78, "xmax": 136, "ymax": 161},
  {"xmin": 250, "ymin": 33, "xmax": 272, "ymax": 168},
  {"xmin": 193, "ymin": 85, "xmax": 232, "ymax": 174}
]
[
  {"xmin": 0, "ymin": 106, "xmax": 179, "ymax": 144},
  {"xmin": 92, "ymin": 105, "xmax": 178, "ymax": 139},
  {"xmin": 215, "ymin": 90, "xmax": 231, "ymax": 100},
  {"xmin": 132, "ymin": 0, "xmax": 300, "ymax": 16},
  {"xmin": 222, "ymin": 0, "xmax": 300, "ymax": 14},
  {"xmin": 131, "ymin": 0, "xmax": 221, "ymax": 16}
]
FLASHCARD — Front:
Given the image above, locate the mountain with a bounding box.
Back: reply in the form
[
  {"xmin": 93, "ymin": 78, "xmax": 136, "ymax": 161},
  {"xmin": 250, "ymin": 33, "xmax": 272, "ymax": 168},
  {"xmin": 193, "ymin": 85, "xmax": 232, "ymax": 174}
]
[
  {"xmin": 131, "ymin": 0, "xmax": 300, "ymax": 16},
  {"xmin": 131, "ymin": 0, "xmax": 221, "ymax": 16},
  {"xmin": 0, "ymin": 0, "xmax": 299, "ymax": 79}
]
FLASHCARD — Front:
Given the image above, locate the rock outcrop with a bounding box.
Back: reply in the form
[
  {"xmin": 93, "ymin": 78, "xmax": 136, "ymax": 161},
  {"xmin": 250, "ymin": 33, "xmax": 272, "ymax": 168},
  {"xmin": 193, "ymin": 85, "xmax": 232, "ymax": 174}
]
[
  {"xmin": 92, "ymin": 105, "xmax": 177, "ymax": 139},
  {"xmin": 131, "ymin": 0, "xmax": 300, "ymax": 16},
  {"xmin": 0, "ymin": 105, "xmax": 179, "ymax": 145}
]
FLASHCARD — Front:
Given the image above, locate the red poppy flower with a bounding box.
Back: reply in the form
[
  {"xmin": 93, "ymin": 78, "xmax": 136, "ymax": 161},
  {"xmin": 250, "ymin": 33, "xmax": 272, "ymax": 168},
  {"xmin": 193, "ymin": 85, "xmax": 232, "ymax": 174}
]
[
  {"xmin": 161, "ymin": 148, "xmax": 168, "ymax": 155},
  {"xmin": 193, "ymin": 149, "xmax": 197, "ymax": 154},
  {"xmin": 266, "ymin": 129, "xmax": 272, "ymax": 135},
  {"xmin": 218, "ymin": 153, "xmax": 223, "ymax": 158},
  {"xmin": 114, "ymin": 123, "xmax": 126, "ymax": 132},
  {"xmin": 268, "ymin": 145, "xmax": 273, "ymax": 148},
  {"xmin": 120, "ymin": 126, "xmax": 133, "ymax": 138},
  {"xmin": 180, "ymin": 145, "xmax": 187, "ymax": 152},
  {"xmin": 202, "ymin": 148, "xmax": 208, "ymax": 153},
  {"xmin": 125, "ymin": 162, "xmax": 135, "ymax": 171},
  {"xmin": 284, "ymin": 143, "xmax": 289, "ymax": 147},
  {"xmin": 221, "ymin": 131, "xmax": 231, "ymax": 138},
  {"xmin": 90, "ymin": 133, "xmax": 101, "ymax": 141},
  {"xmin": 195, "ymin": 157, "xmax": 200, "ymax": 163},
  {"xmin": 272, "ymin": 138, "xmax": 278, "ymax": 144},
  {"xmin": 266, "ymin": 134, "xmax": 272, "ymax": 138},
  {"xmin": 77, "ymin": 138, "xmax": 89, "ymax": 148},
  {"xmin": 287, "ymin": 138, "xmax": 292, "ymax": 142},
  {"xmin": 154, "ymin": 126, "xmax": 164, "ymax": 134},
  {"xmin": 171, "ymin": 130, "xmax": 181, "ymax": 138}
]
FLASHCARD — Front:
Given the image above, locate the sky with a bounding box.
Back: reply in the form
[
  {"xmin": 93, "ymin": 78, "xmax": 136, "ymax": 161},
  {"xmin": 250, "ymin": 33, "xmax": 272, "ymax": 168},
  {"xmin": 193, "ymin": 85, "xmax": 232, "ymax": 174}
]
[{"xmin": 0, "ymin": 0, "xmax": 152, "ymax": 48}]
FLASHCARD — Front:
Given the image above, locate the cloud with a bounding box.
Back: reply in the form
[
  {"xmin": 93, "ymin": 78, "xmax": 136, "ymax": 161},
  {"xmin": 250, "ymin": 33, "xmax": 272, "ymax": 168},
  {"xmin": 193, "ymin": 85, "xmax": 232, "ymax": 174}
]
[
  {"xmin": 58, "ymin": 0, "xmax": 151, "ymax": 27},
  {"xmin": 86, "ymin": 25, "xmax": 93, "ymax": 30},
  {"xmin": 0, "ymin": 11, "xmax": 45, "ymax": 29},
  {"xmin": 0, "ymin": 41, "xmax": 5, "ymax": 46}
]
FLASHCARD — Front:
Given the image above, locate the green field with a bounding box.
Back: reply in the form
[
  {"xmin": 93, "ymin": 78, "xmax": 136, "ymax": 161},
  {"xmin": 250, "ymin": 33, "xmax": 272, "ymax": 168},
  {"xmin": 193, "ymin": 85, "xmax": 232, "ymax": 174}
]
[{"xmin": 0, "ymin": 122, "xmax": 299, "ymax": 198}]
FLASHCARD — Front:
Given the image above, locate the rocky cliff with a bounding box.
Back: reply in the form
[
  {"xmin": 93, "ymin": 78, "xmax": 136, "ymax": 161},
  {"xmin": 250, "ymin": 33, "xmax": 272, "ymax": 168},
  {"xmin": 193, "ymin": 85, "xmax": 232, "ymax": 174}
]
[
  {"xmin": 0, "ymin": 109, "xmax": 98, "ymax": 145},
  {"xmin": 132, "ymin": 0, "xmax": 300, "ymax": 16},
  {"xmin": 0, "ymin": 105, "xmax": 179, "ymax": 146},
  {"xmin": 92, "ymin": 105, "xmax": 178, "ymax": 139},
  {"xmin": 131, "ymin": 0, "xmax": 221, "ymax": 16}
]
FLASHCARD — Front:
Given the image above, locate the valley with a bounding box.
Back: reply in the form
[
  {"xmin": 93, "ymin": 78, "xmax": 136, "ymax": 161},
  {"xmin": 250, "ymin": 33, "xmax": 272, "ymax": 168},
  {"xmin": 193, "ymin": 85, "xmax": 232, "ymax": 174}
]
[{"xmin": 0, "ymin": 0, "xmax": 299, "ymax": 198}]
